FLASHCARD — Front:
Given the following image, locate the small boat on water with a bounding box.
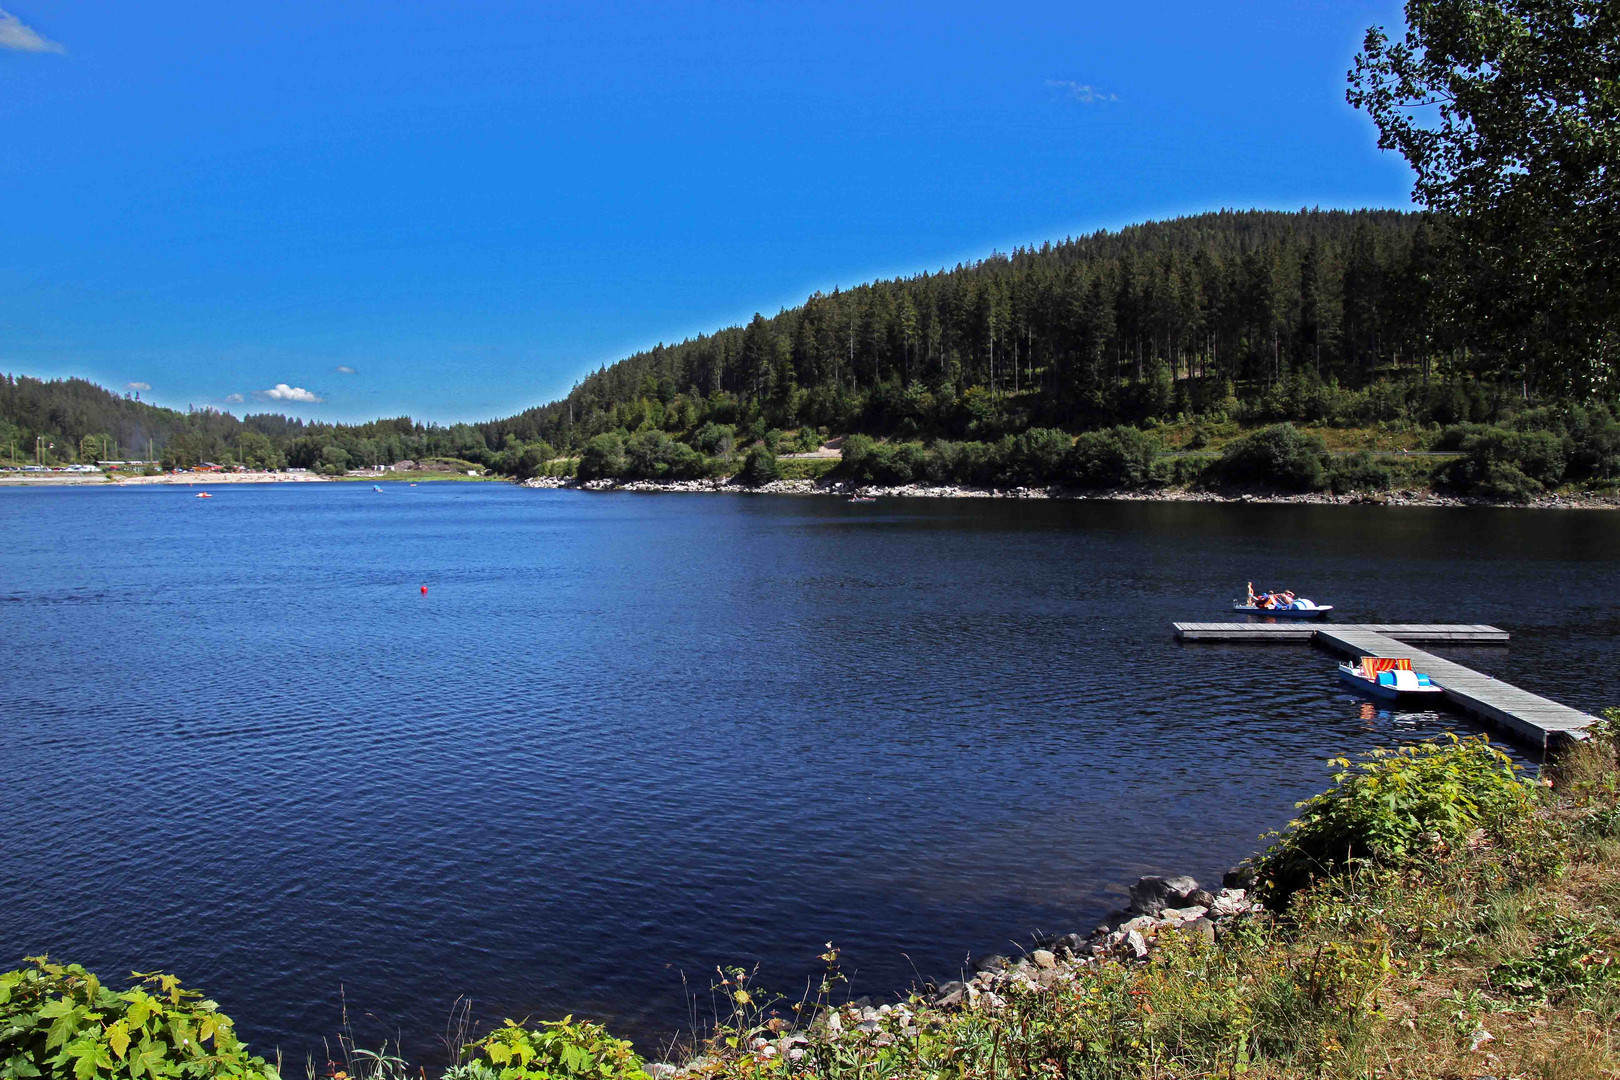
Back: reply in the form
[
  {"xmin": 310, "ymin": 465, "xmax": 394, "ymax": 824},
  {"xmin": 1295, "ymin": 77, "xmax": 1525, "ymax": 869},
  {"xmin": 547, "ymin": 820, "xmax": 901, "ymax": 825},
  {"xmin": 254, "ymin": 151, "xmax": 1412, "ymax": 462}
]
[
  {"xmin": 1232, "ymin": 599, "xmax": 1332, "ymax": 618},
  {"xmin": 1233, "ymin": 583, "xmax": 1331, "ymax": 617},
  {"xmin": 1338, "ymin": 657, "xmax": 1443, "ymax": 704},
  {"xmin": 373, "ymin": 485, "xmax": 384, "ymax": 492},
  {"xmin": 195, "ymin": 492, "xmax": 212, "ymax": 499},
  {"xmin": 849, "ymin": 496, "xmax": 876, "ymax": 503}
]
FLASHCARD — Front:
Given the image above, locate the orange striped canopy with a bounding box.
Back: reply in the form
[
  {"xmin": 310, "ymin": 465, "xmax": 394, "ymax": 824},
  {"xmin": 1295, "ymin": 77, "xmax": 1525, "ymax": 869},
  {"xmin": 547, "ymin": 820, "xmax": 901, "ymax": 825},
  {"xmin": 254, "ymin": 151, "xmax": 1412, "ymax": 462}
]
[{"xmin": 1359, "ymin": 657, "xmax": 1412, "ymax": 676}]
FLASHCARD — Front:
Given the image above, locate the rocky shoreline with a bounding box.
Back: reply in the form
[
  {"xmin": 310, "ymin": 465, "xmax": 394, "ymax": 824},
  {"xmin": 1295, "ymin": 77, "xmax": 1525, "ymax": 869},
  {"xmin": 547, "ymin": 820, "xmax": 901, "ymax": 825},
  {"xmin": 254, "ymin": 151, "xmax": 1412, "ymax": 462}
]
[
  {"xmin": 522, "ymin": 474, "xmax": 1620, "ymax": 510},
  {"xmin": 657, "ymin": 866, "xmax": 1266, "ymax": 1076}
]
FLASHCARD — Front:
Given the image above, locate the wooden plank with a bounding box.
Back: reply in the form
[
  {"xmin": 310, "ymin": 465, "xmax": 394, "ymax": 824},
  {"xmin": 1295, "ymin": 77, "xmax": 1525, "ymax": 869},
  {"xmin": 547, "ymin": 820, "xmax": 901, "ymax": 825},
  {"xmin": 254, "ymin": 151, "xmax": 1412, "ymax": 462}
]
[
  {"xmin": 1173, "ymin": 623, "xmax": 1509, "ymax": 644},
  {"xmin": 1309, "ymin": 627, "xmax": 1596, "ymax": 753}
]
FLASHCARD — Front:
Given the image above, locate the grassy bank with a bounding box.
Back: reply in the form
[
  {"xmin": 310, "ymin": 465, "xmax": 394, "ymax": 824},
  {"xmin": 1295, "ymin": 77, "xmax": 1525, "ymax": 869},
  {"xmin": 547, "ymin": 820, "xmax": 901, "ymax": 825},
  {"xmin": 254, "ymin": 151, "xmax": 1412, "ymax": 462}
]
[{"xmin": 7, "ymin": 720, "xmax": 1618, "ymax": 1080}]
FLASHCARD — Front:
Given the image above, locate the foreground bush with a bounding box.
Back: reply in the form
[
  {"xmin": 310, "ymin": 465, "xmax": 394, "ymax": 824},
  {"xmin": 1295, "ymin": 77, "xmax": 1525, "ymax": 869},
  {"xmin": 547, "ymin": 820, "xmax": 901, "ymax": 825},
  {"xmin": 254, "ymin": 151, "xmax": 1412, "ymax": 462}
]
[
  {"xmin": 448, "ymin": 1018, "xmax": 642, "ymax": 1080},
  {"xmin": 0, "ymin": 959, "xmax": 278, "ymax": 1080},
  {"xmin": 1253, "ymin": 735, "xmax": 1538, "ymax": 905}
]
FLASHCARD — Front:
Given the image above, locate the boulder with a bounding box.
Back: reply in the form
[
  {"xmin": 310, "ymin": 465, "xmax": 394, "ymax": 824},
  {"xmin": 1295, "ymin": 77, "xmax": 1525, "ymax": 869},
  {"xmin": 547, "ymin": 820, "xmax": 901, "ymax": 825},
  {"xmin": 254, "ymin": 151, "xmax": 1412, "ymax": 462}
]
[
  {"xmin": 1186, "ymin": 889, "xmax": 1217, "ymax": 908},
  {"xmin": 1030, "ymin": 949, "xmax": 1057, "ymax": 970},
  {"xmin": 1124, "ymin": 929, "xmax": 1150, "ymax": 959},
  {"xmin": 977, "ymin": 954, "xmax": 1011, "ymax": 972},
  {"xmin": 1184, "ymin": 917, "xmax": 1217, "ymax": 944},
  {"xmin": 1056, "ymin": 933, "xmax": 1086, "ymax": 956},
  {"xmin": 1222, "ymin": 864, "xmax": 1258, "ymax": 891},
  {"xmin": 1128, "ymin": 874, "xmax": 1200, "ymax": 915},
  {"xmin": 1157, "ymin": 905, "xmax": 1209, "ymax": 926}
]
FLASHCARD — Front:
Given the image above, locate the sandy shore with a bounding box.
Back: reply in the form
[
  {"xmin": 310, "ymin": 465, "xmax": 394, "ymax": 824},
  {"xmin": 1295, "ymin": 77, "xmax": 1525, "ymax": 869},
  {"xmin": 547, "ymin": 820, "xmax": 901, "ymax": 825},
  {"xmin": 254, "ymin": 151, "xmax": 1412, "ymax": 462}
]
[{"xmin": 0, "ymin": 470, "xmax": 330, "ymax": 486}]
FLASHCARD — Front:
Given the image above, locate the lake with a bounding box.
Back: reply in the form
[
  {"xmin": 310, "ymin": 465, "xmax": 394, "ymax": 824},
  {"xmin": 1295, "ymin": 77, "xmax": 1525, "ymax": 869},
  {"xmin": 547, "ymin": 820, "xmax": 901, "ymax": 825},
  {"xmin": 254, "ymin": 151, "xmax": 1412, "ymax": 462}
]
[{"xmin": 3, "ymin": 484, "xmax": 1617, "ymax": 1062}]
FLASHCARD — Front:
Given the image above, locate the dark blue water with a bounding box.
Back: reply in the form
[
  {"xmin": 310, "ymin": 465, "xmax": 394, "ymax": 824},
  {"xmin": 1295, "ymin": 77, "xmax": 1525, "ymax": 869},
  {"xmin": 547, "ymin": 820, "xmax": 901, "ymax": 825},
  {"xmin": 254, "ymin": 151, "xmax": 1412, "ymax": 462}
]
[{"xmin": 3, "ymin": 485, "xmax": 1617, "ymax": 1061}]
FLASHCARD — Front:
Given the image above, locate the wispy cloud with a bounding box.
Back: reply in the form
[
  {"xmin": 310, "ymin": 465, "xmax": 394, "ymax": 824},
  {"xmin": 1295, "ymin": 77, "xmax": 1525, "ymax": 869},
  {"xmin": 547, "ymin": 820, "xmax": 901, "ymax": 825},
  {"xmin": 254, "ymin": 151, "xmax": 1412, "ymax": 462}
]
[
  {"xmin": 0, "ymin": 9, "xmax": 65, "ymax": 53},
  {"xmin": 224, "ymin": 393, "xmax": 245, "ymax": 404},
  {"xmin": 256, "ymin": 383, "xmax": 324, "ymax": 404},
  {"xmin": 125, "ymin": 381, "xmax": 151, "ymax": 392},
  {"xmin": 334, "ymin": 365, "xmax": 357, "ymax": 375},
  {"xmin": 1045, "ymin": 80, "xmax": 1118, "ymax": 104}
]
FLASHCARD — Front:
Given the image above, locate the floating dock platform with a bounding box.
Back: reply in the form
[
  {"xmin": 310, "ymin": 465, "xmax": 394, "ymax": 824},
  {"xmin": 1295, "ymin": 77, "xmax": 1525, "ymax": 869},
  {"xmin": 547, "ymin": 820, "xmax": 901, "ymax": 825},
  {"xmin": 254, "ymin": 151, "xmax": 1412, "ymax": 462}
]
[
  {"xmin": 1172, "ymin": 622, "xmax": 1594, "ymax": 754},
  {"xmin": 1172, "ymin": 622, "xmax": 1510, "ymax": 644}
]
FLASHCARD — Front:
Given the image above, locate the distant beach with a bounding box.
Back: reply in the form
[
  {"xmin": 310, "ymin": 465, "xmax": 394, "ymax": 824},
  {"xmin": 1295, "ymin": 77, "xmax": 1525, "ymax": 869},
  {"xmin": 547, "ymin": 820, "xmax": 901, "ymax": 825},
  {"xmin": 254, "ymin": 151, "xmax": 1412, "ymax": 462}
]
[{"xmin": 0, "ymin": 470, "xmax": 330, "ymax": 486}]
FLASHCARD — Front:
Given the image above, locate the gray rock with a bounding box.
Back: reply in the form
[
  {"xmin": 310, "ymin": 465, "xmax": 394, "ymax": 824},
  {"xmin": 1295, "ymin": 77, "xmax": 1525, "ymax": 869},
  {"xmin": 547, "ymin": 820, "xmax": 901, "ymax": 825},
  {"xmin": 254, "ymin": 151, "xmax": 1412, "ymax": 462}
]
[
  {"xmin": 1187, "ymin": 889, "xmax": 1217, "ymax": 908},
  {"xmin": 1158, "ymin": 905, "xmax": 1209, "ymax": 925},
  {"xmin": 933, "ymin": 979, "xmax": 964, "ymax": 1001},
  {"xmin": 1030, "ymin": 949, "xmax": 1057, "ymax": 970},
  {"xmin": 934, "ymin": 989, "xmax": 965, "ymax": 1008},
  {"xmin": 1056, "ymin": 933, "xmax": 1085, "ymax": 956},
  {"xmin": 1184, "ymin": 917, "xmax": 1217, "ymax": 943},
  {"xmin": 1120, "ymin": 914, "xmax": 1159, "ymax": 935},
  {"xmin": 978, "ymin": 954, "xmax": 1011, "ymax": 972},
  {"xmin": 856, "ymin": 1020, "xmax": 880, "ymax": 1034},
  {"xmin": 1124, "ymin": 929, "xmax": 1150, "ymax": 959},
  {"xmin": 1222, "ymin": 864, "xmax": 1258, "ymax": 891},
  {"xmin": 1128, "ymin": 874, "xmax": 1200, "ymax": 915}
]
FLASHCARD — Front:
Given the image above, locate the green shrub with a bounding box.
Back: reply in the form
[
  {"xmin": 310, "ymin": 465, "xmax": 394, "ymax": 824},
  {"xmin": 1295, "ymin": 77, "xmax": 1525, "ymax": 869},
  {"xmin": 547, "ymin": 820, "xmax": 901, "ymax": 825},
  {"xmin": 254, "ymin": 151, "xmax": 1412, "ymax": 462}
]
[
  {"xmin": 1254, "ymin": 735, "xmax": 1538, "ymax": 905},
  {"xmin": 452, "ymin": 1018, "xmax": 642, "ymax": 1080},
  {"xmin": 1000, "ymin": 428, "xmax": 1070, "ymax": 486},
  {"xmin": 576, "ymin": 433, "xmax": 627, "ymax": 481},
  {"xmin": 737, "ymin": 445, "xmax": 781, "ymax": 485},
  {"xmin": 1063, "ymin": 426, "xmax": 1160, "ymax": 488},
  {"xmin": 0, "ymin": 958, "xmax": 278, "ymax": 1080},
  {"xmin": 1440, "ymin": 426, "xmax": 1569, "ymax": 499},
  {"xmin": 1326, "ymin": 450, "xmax": 1393, "ymax": 493},
  {"xmin": 692, "ymin": 422, "xmax": 736, "ymax": 457},
  {"xmin": 1219, "ymin": 424, "xmax": 1329, "ymax": 491}
]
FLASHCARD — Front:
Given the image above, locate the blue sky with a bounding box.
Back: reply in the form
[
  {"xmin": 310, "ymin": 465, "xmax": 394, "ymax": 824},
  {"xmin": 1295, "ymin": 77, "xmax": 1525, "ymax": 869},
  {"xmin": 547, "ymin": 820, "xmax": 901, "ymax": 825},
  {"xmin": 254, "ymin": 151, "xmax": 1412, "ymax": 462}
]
[{"xmin": 1, "ymin": 1, "xmax": 1415, "ymax": 424}]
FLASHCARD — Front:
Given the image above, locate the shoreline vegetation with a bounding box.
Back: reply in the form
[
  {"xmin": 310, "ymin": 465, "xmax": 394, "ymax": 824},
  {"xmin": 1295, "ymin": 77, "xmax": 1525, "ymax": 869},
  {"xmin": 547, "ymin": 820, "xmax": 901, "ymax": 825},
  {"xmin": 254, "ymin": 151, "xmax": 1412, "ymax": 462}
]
[{"xmin": 8, "ymin": 724, "xmax": 1618, "ymax": 1080}]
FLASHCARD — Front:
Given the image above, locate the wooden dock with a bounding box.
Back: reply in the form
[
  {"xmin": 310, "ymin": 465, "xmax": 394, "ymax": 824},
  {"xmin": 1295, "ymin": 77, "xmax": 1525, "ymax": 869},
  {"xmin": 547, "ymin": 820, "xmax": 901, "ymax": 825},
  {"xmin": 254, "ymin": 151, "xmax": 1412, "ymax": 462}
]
[
  {"xmin": 1172, "ymin": 621, "xmax": 1594, "ymax": 754},
  {"xmin": 1172, "ymin": 622, "xmax": 1510, "ymax": 644}
]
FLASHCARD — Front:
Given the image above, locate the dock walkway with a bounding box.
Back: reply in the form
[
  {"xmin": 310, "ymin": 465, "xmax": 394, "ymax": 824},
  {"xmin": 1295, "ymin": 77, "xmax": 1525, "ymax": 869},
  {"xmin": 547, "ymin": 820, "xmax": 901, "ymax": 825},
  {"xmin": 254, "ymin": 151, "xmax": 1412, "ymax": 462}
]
[
  {"xmin": 1172, "ymin": 621, "xmax": 1594, "ymax": 753},
  {"xmin": 1172, "ymin": 623, "xmax": 1509, "ymax": 644}
]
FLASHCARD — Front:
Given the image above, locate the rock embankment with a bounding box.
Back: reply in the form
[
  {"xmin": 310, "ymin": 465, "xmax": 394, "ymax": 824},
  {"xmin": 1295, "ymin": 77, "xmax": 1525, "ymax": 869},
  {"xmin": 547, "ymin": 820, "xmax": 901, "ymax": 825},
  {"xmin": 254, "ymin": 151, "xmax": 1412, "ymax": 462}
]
[
  {"xmin": 521, "ymin": 474, "xmax": 1620, "ymax": 509},
  {"xmin": 660, "ymin": 868, "xmax": 1265, "ymax": 1076}
]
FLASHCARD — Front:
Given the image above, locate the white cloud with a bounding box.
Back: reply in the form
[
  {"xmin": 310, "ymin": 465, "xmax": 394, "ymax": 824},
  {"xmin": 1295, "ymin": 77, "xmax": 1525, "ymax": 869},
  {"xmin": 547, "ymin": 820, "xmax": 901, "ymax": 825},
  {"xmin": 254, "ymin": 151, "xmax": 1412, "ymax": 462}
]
[
  {"xmin": 0, "ymin": 9, "xmax": 65, "ymax": 53},
  {"xmin": 1045, "ymin": 80, "xmax": 1118, "ymax": 104},
  {"xmin": 224, "ymin": 393, "xmax": 245, "ymax": 404},
  {"xmin": 256, "ymin": 383, "xmax": 324, "ymax": 404},
  {"xmin": 335, "ymin": 365, "xmax": 357, "ymax": 374},
  {"xmin": 125, "ymin": 381, "xmax": 151, "ymax": 391}
]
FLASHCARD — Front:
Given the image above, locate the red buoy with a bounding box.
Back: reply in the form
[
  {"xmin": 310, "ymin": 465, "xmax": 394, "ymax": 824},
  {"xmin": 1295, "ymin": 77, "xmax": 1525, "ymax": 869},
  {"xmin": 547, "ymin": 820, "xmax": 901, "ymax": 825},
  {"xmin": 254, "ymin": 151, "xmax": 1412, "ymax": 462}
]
[{"xmin": 420, "ymin": 585, "xmax": 428, "ymax": 595}]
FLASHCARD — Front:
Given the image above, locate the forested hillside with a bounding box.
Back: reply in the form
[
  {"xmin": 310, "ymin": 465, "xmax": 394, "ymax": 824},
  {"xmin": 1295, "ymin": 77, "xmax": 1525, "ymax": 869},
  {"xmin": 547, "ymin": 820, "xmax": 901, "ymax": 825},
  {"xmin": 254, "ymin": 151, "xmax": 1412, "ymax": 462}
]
[
  {"xmin": 0, "ymin": 375, "xmax": 495, "ymax": 473},
  {"xmin": 5, "ymin": 209, "xmax": 1616, "ymax": 498},
  {"xmin": 488, "ymin": 209, "xmax": 1467, "ymax": 450}
]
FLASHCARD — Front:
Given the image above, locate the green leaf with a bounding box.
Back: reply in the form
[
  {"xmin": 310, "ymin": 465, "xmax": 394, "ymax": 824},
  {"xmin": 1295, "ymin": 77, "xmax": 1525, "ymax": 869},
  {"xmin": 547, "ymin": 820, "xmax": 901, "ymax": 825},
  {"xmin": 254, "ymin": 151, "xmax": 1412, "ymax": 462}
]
[{"xmin": 107, "ymin": 1021, "xmax": 132, "ymax": 1060}]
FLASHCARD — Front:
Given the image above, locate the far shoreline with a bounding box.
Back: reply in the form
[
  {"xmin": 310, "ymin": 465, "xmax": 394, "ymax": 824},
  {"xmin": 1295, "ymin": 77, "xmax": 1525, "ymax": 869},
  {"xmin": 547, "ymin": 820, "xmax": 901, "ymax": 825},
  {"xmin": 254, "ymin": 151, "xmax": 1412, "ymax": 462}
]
[
  {"xmin": 5, "ymin": 469, "xmax": 1616, "ymax": 510},
  {"xmin": 524, "ymin": 474, "xmax": 1620, "ymax": 511}
]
